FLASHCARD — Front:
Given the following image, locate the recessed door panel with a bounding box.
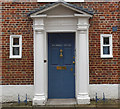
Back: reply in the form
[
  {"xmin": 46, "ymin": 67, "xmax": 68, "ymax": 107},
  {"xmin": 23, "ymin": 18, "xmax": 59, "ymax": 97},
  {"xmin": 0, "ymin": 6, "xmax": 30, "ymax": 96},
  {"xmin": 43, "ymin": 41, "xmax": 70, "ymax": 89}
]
[
  {"xmin": 51, "ymin": 47, "xmax": 59, "ymax": 65},
  {"xmin": 64, "ymin": 47, "xmax": 72, "ymax": 65}
]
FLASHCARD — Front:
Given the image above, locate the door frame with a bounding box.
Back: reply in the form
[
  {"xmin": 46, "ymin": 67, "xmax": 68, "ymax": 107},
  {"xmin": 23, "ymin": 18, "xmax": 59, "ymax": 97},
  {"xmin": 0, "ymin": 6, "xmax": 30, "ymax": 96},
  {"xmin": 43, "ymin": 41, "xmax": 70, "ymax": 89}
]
[
  {"xmin": 32, "ymin": 17, "xmax": 90, "ymax": 105},
  {"xmin": 47, "ymin": 32, "xmax": 76, "ymax": 99}
]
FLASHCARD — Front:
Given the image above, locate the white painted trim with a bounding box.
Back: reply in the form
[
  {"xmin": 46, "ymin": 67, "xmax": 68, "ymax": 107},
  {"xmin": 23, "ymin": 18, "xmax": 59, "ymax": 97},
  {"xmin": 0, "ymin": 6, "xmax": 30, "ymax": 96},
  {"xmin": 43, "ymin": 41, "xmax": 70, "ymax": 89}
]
[
  {"xmin": 74, "ymin": 14, "xmax": 92, "ymax": 18},
  {"xmin": 47, "ymin": 15, "xmax": 74, "ymax": 18},
  {"xmin": 33, "ymin": 17, "xmax": 90, "ymax": 105},
  {"xmin": 100, "ymin": 34, "xmax": 113, "ymax": 58},
  {"xmin": 89, "ymin": 84, "xmax": 119, "ymax": 99},
  {"xmin": 76, "ymin": 26, "xmax": 90, "ymax": 104},
  {"xmin": 37, "ymin": 0, "xmax": 84, "ymax": 2},
  {"xmin": 30, "ymin": 14, "xmax": 47, "ymax": 18},
  {"xmin": 31, "ymin": 5, "xmax": 91, "ymax": 105},
  {"xmin": 31, "ymin": 14, "xmax": 91, "ymax": 19},
  {"xmin": 1, "ymin": 84, "xmax": 119, "ymax": 102},
  {"xmin": 46, "ymin": 30, "xmax": 77, "ymax": 32},
  {"xmin": 1, "ymin": 85, "xmax": 34, "ymax": 102},
  {"xmin": 30, "ymin": 2, "xmax": 92, "ymax": 17},
  {"xmin": 9, "ymin": 35, "xmax": 22, "ymax": 58}
]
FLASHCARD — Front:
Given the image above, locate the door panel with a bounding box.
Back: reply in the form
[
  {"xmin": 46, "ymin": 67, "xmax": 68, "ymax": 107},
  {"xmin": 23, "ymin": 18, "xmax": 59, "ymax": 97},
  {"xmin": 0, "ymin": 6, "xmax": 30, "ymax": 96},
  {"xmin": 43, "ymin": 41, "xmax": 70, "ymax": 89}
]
[
  {"xmin": 64, "ymin": 47, "xmax": 72, "ymax": 65},
  {"xmin": 51, "ymin": 47, "xmax": 59, "ymax": 65},
  {"xmin": 48, "ymin": 33, "xmax": 75, "ymax": 98}
]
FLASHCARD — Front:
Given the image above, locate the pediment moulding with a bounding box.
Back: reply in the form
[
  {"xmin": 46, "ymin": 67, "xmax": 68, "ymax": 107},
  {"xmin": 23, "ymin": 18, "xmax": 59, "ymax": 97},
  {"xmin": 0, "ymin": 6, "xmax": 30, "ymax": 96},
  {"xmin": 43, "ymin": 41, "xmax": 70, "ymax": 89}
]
[{"xmin": 28, "ymin": 1, "xmax": 93, "ymax": 19}]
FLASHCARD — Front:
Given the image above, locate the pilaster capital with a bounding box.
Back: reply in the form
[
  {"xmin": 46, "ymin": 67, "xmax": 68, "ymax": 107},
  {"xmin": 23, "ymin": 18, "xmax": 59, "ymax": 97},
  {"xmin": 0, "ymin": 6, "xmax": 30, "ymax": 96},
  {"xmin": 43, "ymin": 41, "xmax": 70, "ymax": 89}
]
[
  {"xmin": 33, "ymin": 24, "xmax": 44, "ymax": 32},
  {"xmin": 77, "ymin": 24, "xmax": 89, "ymax": 31}
]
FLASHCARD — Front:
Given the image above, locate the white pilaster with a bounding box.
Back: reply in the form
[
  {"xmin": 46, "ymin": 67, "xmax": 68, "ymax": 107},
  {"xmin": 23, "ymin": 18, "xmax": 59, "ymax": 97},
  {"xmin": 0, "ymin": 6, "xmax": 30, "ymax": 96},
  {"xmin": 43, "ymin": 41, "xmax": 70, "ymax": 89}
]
[
  {"xmin": 33, "ymin": 19, "xmax": 46, "ymax": 105},
  {"xmin": 76, "ymin": 18, "xmax": 90, "ymax": 104}
]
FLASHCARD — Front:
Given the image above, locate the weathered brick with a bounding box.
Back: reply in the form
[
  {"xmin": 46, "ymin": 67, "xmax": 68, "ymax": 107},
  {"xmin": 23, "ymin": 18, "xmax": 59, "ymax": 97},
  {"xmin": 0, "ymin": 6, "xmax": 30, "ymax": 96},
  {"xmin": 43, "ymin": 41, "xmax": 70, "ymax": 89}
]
[{"xmin": 1, "ymin": 2, "xmax": 120, "ymax": 85}]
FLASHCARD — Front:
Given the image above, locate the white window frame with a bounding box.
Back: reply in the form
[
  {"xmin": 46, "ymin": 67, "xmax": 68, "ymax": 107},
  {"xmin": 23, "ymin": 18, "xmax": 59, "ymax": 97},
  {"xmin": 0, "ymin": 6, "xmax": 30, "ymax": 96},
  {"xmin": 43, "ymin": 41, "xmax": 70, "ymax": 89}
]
[
  {"xmin": 100, "ymin": 34, "xmax": 113, "ymax": 58},
  {"xmin": 10, "ymin": 35, "xmax": 22, "ymax": 58},
  {"xmin": 37, "ymin": 0, "xmax": 84, "ymax": 2}
]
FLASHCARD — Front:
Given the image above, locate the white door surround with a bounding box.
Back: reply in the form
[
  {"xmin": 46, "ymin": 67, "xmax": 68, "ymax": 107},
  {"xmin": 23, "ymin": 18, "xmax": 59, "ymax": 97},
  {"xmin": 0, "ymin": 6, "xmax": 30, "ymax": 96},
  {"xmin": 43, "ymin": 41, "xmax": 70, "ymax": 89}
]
[{"xmin": 30, "ymin": 2, "xmax": 92, "ymax": 105}]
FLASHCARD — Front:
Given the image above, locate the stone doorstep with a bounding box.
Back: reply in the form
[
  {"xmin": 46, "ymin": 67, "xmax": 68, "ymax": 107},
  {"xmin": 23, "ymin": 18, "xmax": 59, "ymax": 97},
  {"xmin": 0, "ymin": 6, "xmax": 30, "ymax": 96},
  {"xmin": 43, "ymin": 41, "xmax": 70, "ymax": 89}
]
[{"xmin": 46, "ymin": 99, "xmax": 77, "ymax": 106}]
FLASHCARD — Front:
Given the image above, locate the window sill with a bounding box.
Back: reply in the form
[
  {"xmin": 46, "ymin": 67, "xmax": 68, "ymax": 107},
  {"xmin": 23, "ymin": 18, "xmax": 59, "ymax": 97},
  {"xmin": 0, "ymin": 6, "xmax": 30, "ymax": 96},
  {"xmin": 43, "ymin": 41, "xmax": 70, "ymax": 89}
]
[
  {"xmin": 9, "ymin": 56, "xmax": 22, "ymax": 59},
  {"xmin": 101, "ymin": 55, "xmax": 113, "ymax": 59}
]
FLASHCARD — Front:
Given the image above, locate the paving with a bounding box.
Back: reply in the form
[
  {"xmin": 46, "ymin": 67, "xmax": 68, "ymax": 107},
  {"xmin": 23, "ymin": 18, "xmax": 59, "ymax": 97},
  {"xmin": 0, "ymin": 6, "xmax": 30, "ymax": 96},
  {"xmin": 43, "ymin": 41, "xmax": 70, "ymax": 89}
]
[
  {"xmin": 1, "ymin": 105, "xmax": 120, "ymax": 109},
  {"xmin": 1, "ymin": 99, "xmax": 120, "ymax": 109}
]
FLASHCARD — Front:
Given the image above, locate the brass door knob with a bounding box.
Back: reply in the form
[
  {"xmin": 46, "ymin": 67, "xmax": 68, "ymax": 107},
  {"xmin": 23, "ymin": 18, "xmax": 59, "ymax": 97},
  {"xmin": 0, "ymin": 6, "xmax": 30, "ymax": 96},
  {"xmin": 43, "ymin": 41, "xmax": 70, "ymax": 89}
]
[{"xmin": 73, "ymin": 61, "xmax": 75, "ymax": 64}]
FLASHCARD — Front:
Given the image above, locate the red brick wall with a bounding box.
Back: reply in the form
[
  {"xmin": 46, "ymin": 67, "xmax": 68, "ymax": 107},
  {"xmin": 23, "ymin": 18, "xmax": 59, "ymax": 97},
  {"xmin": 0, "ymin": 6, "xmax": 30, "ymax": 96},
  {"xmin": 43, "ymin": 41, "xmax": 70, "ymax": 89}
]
[
  {"xmin": 77, "ymin": 2, "xmax": 120, "ymax": 84},
  {"xmin": 2, "ymin": 2, "xmax": 119, "ymax": 85},
  {"xmin": 118, "ymin": 2, "xmax": 120, "ymax": 84},
  {"xmin": 87, "ymin": 2, "xmax": 119, "ymax": 84},
  {"xmin": 0, "ymin": 2, "xmax": 2, "ymax": 85}
]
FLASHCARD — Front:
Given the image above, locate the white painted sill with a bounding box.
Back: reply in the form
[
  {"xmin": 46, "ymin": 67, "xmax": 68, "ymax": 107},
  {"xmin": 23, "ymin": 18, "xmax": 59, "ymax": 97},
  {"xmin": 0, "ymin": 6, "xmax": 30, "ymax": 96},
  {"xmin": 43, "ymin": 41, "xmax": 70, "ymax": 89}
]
[
  {"xmin": 101, "ymin": 55, "xmax": 113, "ymax": 59},
  {"xmin": 9, "ymin": 56, "xmax": 22, "ymax": 59}
]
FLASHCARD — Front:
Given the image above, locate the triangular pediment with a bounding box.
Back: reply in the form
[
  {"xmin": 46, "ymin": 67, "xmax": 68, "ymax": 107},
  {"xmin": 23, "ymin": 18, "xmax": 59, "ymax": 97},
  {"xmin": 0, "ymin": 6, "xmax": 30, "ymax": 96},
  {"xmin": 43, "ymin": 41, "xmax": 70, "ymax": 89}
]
[
  {"xmin": 28, "ymin": 1, "xmax": 93, "ymax": 18},
  {"xmin": 37, "ymin": 5, "xmax": 81, "ymax": 16}
]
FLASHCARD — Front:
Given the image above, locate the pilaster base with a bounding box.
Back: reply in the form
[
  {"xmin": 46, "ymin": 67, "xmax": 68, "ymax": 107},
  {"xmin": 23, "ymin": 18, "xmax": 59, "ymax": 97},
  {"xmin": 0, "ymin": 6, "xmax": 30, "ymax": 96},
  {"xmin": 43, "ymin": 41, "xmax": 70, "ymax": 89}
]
[
  {"xmin": 33, "ymin": 95, "xmax": 47, "ymax": 105},
  {"xmin": 77, "ymin": 93, "xmax": 90, "ymax": 104}
]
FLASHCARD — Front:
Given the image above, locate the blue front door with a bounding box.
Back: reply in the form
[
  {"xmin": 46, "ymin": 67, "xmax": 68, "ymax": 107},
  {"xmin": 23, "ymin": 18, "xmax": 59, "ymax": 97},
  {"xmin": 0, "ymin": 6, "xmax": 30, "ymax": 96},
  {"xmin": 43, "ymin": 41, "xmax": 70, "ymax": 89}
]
[{"xmin": 48, "ymin": 33, "xmax": 75, "ymax": 98}]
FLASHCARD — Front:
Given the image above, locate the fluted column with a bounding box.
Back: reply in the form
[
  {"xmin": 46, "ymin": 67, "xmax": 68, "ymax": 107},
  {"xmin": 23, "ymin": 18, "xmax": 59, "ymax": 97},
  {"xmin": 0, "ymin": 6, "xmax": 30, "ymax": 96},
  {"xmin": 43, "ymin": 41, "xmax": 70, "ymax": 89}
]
[
  {"xmin": 33, "ymin": 18, "xmax": 46, "ymax": 105},
  {"xmin": 76, "ymin": 18, "xmax": 90, "ymax": 104}
]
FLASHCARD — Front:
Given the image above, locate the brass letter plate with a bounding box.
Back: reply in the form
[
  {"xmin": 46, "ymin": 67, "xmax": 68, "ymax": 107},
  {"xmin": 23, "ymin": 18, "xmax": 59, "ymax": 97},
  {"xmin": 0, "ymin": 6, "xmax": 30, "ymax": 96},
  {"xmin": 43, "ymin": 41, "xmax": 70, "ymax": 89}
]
[{"xmin": 56, "ymin": 66, "xmax": 67, "ymax": 70}]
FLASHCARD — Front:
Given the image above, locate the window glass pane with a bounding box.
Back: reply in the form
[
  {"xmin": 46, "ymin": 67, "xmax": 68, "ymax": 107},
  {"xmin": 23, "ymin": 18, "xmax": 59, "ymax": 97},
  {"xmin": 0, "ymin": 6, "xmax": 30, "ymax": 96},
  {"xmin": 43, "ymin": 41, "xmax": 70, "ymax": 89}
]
[
  {"xmin": 103, "ymin": 46, "xmax": 110, "ymax": 54},
  {"xmin": 13, "ymin": 38, "xmax": 19, "ymax": 45},
  {"xmin": 103, "ymin": 37, "xmax": 109, "ymax": 45},
  {"xmin": 13, "ymin": 47, "xmax": 19, "ymax": 55}
]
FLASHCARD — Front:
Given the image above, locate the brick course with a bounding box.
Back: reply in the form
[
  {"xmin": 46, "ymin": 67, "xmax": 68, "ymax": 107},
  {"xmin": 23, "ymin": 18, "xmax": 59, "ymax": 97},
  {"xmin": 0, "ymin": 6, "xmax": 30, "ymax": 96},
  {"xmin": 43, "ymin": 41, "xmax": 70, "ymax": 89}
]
[{"xmin": 1, "ymin": 2, "xmax": 120, "ymax": 85}]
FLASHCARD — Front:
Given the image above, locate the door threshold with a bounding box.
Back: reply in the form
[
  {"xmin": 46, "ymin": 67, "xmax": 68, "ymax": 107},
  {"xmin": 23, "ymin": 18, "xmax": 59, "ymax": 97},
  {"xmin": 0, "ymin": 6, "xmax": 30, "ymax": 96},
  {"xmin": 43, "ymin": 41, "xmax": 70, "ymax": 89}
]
[{"xmin": 46, "ymin": 99, "xmax": 77, "ymax": 106}]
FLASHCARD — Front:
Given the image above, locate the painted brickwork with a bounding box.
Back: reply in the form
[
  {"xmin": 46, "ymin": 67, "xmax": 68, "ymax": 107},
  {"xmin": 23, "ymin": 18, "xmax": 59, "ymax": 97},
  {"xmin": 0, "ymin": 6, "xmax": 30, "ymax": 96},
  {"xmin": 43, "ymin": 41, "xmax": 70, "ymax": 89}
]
[{"xmin": 1, "ymin": 2, "xmax": 120, "ymax": 85}]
